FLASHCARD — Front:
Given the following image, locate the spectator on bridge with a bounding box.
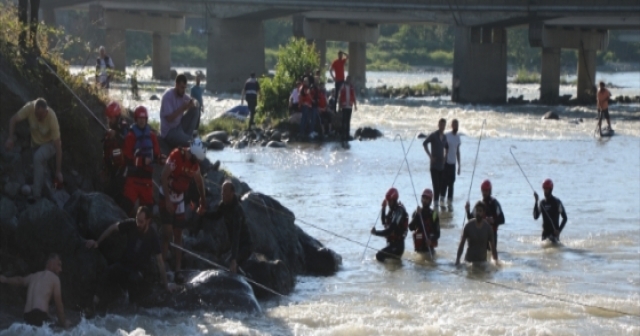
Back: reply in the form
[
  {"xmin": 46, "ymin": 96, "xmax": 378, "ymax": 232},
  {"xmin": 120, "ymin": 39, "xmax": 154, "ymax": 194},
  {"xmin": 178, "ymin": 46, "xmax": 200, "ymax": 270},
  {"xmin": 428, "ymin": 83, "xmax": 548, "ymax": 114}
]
[
  {"xmin": 160, "ymin": 74, "xmax": 199, "ymax": 149},
  {"xmin": 241, "ymin": 73, "xmax": 261, "ymax": 130},
  {"xmin": 330, "ymin": 51, "xmax": 349, "ymax": 112},
  {"xmin": 95, "ymin": 46, "xmax": 115, "ymax": 89}
]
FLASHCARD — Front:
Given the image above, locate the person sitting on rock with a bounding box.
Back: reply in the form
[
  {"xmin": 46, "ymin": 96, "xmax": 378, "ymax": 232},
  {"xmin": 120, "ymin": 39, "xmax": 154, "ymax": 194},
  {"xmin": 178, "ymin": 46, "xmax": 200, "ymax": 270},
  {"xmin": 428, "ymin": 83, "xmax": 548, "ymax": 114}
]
[
  {"xmin": 197, "ymin": 180, "xmax": 254, "ymax": 274},
  {"xmin": 102, "ymin": 101, "xmax": 129, "ymax": 205},
  {"xmin": 370, "ymin": 188, "xmax": 409, "ymax": 262},
  {"xmin": 85, "ymin": 206, "xmax": 176, "ymax": 303},
  {"xmin": 160, "ymin": 74, "xmax": 199, "ymax": 149},
  {"xmin": 4, "ymin": 98, "xmax": 63, "ymax": 200},
  {"xmin": 160, "ymin": 139, "xmax": 207, "ymax": 273},
  {"xmin": 0, "ymin": 253, "xmax": 68, "ymax": 328},
  {"xmin": 121, "ymin": 106, "xmax": 163, "ymax": 216}
]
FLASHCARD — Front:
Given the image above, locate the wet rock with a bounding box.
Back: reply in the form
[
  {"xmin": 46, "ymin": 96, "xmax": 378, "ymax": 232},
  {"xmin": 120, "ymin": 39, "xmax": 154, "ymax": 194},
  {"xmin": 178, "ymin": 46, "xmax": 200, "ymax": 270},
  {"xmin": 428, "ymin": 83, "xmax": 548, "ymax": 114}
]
[
  {"xmin": 558, "ymin": 94, "xmax": 572, "ymax": 105},
  {"xmin": 270, "ymin": 131, "xmax": 282, "ymax": 142},
  {"xmin": 184, "ymin": 71, "xmax": 195, "ymax": 81},
  {"xmin": 298, "ymin": 230, "xmax": 342, "ymax": 276},
  {"xmin": 542, "ymin": 111, "xmax": 560, "ymax": 120},
  {"xmin": 266, "ymin": 141, "xmax": 286, "ymax": 148},
  {"xmin": 233, "ymin": 140, "xmax": 248, "ymax": 150},
  {"xmin": 204, "ymin": 131, "xmax": 229, "ymax": 143},
  {"xmin": 63, "ymin": 191, "xmax": 128, "ymax": 263},
  {"xmin": 243, "ymin": 255, "xmax": 294, "ymax": 298},
  {"xmin": 355, "ymin": 127, "xmax": 383, "ymax": 140},
  {"xmin": 289, "ymin": 112, "xmax": 302, "ymax": 124},
  {"xmin": 20, "ymin": 184, "xmax": 31, "ymax": 196},
  {"xmin": 430, "ymin": 77, "xmax": 440, "ymax": 83},
  {"xmin": 508, "ymin": 95, "xmax": 525, "ymax": 104},
  {"xmin": 51, "ymin": 189, "xmax": 70, "ymax": 209},
  {"xmin": 138, "ymin": 270, "xmax": 261, "ymax": 313},
  {"xmin": 417, "ymin": 133, "xmax": 428, "ymax": 139},
  {"xmin": 3, "ymin": 182, "xmax": 20, "ymax": 198},
  {"xmin": 149, "ymin": 95, "xmax": 160, "ymax": 101},
  {"xmin": 206, "ymin": 139, "xmax": 225, "ymax": 151}
]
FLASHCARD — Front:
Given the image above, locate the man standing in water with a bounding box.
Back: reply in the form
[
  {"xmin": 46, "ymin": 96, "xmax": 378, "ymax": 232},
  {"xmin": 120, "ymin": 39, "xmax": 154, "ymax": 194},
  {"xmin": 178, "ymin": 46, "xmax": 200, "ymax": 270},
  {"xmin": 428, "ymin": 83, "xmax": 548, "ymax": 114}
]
[
  {"xmin": 465, "ymin": 180, "xmax": 505, "ymax": 250},
  {"xmin": 371, "ymin": 188, "xmax": 409, "ymax": 262},
  {"xmin": 596, "ymin": 81, "xmax": 613, "ymax": 135},
  {"xmin": 442, "ymin": 119, "xmax": 461, "ymax": 210},
  {"xmin": 533, "ymin": 179, "xmax": 567, "ymax": 243},
  {"xmin": 423, "ymin": 118, "xmax": 448, "ymax": 209},
  {"xmin": 409, "ymin": 188, "xmax": 440, "ymax": 254},
  {"xmin": 456, "ymin": 202, "xmax": 498, "ymax": 265},
  {"xmin": 0, "ymin": 253, "xmax": 68, "ymax": 328},
  {"xmin": 337, "ymin": 76, "xmax": 357, "ymax": 148},
  {"xmin": 190, "ymin": 73, "xmax": 205, "ymax": 131}
]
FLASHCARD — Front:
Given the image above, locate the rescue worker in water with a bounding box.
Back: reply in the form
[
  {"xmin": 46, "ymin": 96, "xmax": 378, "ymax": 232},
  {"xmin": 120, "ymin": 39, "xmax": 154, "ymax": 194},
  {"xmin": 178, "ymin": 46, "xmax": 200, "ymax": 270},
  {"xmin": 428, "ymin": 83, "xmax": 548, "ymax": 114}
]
[
  {"xmin": 371, "ymin": 188, "xmax": 409, "ymax": 262},
  {"xmin": 409, "ymin": 188, "xmax": 440, "ymax": 255}
]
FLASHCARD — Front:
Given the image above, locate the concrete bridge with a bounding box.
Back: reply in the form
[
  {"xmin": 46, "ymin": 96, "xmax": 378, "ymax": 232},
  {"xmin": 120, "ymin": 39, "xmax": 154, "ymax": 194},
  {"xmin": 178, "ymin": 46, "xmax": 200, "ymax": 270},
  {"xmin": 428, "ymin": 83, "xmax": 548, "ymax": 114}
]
[{"xmin": 41, "ymin": 0, "xmax": 640, "ymax": 103}]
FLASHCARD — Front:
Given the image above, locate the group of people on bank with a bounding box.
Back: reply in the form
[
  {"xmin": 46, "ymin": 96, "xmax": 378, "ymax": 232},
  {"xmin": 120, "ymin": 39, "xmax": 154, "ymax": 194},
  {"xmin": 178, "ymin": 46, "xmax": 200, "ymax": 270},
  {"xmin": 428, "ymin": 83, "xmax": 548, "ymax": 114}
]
[
  {"xmin": 371, "ymin": 118, "xmax": 568, "ymax": 265},
  {"xmin": 287, "ymin": 51, "xmax": 358, "ymax": 147},
  {"xmin": 1, "ymin": 73, "xmax": 254, "ymax": 328}
]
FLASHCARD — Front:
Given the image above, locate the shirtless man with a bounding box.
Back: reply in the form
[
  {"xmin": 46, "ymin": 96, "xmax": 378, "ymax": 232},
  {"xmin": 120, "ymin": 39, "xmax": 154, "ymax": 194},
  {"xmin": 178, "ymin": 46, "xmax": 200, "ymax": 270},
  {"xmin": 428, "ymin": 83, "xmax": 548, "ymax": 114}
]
[{"xmin": 0, "ymin": 253, "xmax": 68, "ymax": 328}]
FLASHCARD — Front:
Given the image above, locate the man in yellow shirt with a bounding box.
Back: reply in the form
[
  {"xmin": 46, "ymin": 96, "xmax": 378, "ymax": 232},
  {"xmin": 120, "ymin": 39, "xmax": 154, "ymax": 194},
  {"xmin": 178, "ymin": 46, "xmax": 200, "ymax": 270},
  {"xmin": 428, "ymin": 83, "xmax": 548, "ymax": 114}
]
[{"xmin": 4, "ymin": 99, "xmax": 63, "ymax": 199}]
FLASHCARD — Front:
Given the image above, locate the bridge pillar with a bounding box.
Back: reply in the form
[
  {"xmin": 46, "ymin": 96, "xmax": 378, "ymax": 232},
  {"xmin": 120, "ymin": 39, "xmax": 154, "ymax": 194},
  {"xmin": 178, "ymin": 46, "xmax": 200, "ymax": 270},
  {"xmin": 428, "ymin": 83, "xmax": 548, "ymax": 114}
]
[
  {"xmin": 577, "ymin": 48, "xmax": 597, "ymax": 103},
  {"xmin": 207, "ymin": 19, "xmax": 265, "ymax": 93},
  {"xmin": 105, "ymin": 28, "xmax": 126, "ymax": 73},
  {"xmin": 453, "ymin": 26, "xmax": 507, "ymax": 104},
  {"xmin": 314, "ymin": 39, "xmax": 327, "ymax": 70},
  {"xmin": 42, "ymin": 7, "xmax": 56, "ymax": 27},
  {"xmin": 540, "ymin": 48, "xmax": 561, "ymax": 103},
  {"xmin": 348, "ymin": 41, "xmax": 366, "ymax": 91},
  {"xmin": 152, "ymin": 33, "xmax": 172, "ymax": 80}
]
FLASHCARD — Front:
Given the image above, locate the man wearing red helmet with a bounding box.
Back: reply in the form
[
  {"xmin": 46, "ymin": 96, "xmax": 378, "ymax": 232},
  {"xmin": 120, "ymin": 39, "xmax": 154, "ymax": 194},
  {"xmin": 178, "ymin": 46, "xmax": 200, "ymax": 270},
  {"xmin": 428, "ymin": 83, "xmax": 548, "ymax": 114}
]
[
  {"xmin": 160, "ymin": 139, "xmax": 207, "ymax": 272},
  {"xmin": 533, "ymin": 179, "xmax": 567, "ymax": 243},
  {"xmin": 102, "ymin": 101, "xmax": 129, "ymax": 203},
  {"xmin": 409, "ymin": 188, "xmax": 440, "ymax": 254},
  {"xmin": 456, "ymin": 201, "xmax": 498, "ymax": 265},
  {"xmin": 121, "ymin": 106, "xmax": 162, "ymax": 216},
  {"xmin": 465, "ymin": 179, "xmax": 505, "ymax": 250},
  {"xmin": 371, "ymin": 188, "xmax": 409, "ymax": 262}
]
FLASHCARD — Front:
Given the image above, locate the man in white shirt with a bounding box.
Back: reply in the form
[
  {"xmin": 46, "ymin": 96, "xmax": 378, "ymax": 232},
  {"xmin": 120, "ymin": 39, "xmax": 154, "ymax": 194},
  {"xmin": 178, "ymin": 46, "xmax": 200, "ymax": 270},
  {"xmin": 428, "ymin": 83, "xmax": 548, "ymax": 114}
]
[
  {"xmin": 442, "ymin": 119, "xmax": 461, "ymax": 209},
  {"xmin": 95, "ymin": 46, "xmax": 114, "ymax": 89},
  {"xmin": 289, "ymin": 80, "xmax": 300, "ymax": 115}
]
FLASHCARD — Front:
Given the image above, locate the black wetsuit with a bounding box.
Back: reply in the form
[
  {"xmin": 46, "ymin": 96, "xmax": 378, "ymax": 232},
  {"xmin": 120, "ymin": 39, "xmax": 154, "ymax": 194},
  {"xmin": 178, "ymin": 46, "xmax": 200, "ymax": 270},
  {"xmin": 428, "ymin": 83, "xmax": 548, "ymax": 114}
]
[
  {"xmin": 409, "ymin": 207, "xmax": 440, "ymax": 252},
  {"xmin": 372, "ymin": 203, "xmax": 408, "ymax": 261},
  {"xmin": 204, "ymin": 196, "xmax": 254, "ymax": 265},
  {"xmin": 103, "ymin": 116, "xmax": 129, "ymax": 203},
  {"xmin": 534, "ymin": 196, "xmax": 567, "ymax": 241},
  {"xmin": 467, "ymin": 197, "xmax": 505, "ymax": 249},
  {"xmin": 23, "ymin": 309, "xmax": 49, "ymax": 327}
]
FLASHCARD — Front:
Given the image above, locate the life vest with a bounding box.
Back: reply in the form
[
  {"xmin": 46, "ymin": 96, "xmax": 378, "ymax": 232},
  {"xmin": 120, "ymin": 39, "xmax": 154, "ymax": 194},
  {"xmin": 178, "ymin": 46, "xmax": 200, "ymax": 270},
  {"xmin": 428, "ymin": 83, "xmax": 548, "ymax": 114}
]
[
  {"xmin": 167, "ymin": 148, "xmax": 200, "ymax": 194},
  {"xmin": 103, "ymin": 117, "xmax": 128, "ymax": 170},
  {"xmin": 413, "ymin": 210, "xmax": 438, "ymax": 252},
  {"xmin": 338, "ymin": 84, "xmax": 356, "ymax": 109},
  {"xmin": 244, "ymin": 78, "xmax": 259, "ymax": 96},
  {"xmin": 385, "ymin": 203, "xmax": 408, "ymax": 243},
  {"xmin": 131, "ymin": 124, "xmax": 154, "ymax": 164}
]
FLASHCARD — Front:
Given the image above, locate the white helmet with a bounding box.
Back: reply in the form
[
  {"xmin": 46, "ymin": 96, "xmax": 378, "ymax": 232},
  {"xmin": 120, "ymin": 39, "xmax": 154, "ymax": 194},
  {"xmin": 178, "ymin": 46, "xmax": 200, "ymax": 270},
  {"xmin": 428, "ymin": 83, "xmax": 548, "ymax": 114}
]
[{"xmin": 190, "ymin": 138, "xmax": 206, "ymax": 161}]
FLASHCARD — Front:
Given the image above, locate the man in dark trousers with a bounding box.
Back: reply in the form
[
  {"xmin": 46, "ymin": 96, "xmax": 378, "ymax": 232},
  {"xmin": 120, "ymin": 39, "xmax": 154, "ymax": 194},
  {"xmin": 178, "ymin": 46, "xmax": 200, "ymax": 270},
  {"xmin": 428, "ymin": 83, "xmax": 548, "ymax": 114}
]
[
  {"xmin": 200, "ymin": 181, "xmax": 254, "ymax": 274},
  {"xmin": 241, "ymin": 73, "xmax": 261, "ymax": 130},
  {"xmin": 330, "ymin": 50, "xmax": 348, "ymax": 112},
  {"xmin": 18, "ymin": 0, "xmax": 40, "ymax": 51},
  {"xmin": 337, "ymin": 75, "xmax": 357, "ymax": 149},
  {"xmin": 465, "ymin": 179, "xmax": 505, "ymax": 250},
  {"xmin": 456, "ymin": 202, "xmax": 498, "ymax": 265},
  {"xmin": 423, "ymin": 118, "xmax": 448, "ymax": 208},
  {"xmin": 371, "ymin": 188, "xmax": 408, "ymax": 262},
  {"xmin": 533, "ymin": 179, "xmax": 567, "ymax": 243}
]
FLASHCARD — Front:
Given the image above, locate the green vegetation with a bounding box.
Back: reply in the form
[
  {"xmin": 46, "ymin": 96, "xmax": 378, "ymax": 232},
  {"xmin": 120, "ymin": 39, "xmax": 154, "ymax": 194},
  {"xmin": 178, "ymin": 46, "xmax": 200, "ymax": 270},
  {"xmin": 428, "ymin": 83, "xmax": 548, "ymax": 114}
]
[
  {"xmin": 512, "ymin": 69, "xmax": 541, "ymax": 84},
  {"xmin": 258, "ymin": 38, "xmax": 320, "ymax": 121}
]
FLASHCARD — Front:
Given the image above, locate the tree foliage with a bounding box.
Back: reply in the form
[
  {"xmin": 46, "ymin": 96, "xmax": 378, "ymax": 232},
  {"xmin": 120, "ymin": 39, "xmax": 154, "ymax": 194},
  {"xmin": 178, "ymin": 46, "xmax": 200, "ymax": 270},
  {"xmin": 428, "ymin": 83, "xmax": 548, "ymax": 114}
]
[{"xmin": 258, "ymin": 38, "xmax": 319, "ymax": 121}]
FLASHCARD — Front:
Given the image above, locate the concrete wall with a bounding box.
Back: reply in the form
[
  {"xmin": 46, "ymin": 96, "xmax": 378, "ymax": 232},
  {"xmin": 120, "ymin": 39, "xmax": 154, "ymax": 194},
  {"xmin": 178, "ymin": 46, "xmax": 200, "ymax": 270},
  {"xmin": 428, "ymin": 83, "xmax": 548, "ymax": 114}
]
[
  {"xmin": 540, "ymin": 48, "xmax": 561, "ymax": 103},
  {"xmin": 453, "ymin": 26, "xmax": 507, "ymax": 104},
  {"xmin": 207, "ymin": 19, "xmax": 265, "ymax": 93}
]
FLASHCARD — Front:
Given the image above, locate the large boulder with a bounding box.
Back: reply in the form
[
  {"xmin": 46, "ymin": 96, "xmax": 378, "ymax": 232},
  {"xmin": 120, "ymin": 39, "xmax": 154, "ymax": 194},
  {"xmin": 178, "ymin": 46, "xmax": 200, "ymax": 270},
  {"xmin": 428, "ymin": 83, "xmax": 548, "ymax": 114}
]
[
  {"xmin": 243, "ymin": 254, "xmax": 294, "ymax": 298},
  {"xmin": 63, "ymin": 191, "xmax": 128, "ymax": 263},
  {"xmin": 206, "ymin": 139, "xmax": 225, "ymax": 150},
  {"xmin": 204, "ymin": 131, "xmax": 229, "ymax": 143},
  {"xmin": 355, "ymin": 127, "xmax": 383, "ymax": 140},
  {"xmin": 297, "ymin": 230, "xmax": 342, "ymax": 276},
  {"xmin": 137, "ymin": 270, "xmax": 261, "ymax": 313}
]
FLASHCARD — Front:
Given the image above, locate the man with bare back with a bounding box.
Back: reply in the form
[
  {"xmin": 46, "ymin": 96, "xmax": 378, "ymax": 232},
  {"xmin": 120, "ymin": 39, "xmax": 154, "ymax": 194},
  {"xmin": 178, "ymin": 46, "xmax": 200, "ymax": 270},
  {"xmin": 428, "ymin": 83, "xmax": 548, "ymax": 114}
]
[{"xmin": 0, "ymin": 253, "xmax": 68, "ymax": 328}]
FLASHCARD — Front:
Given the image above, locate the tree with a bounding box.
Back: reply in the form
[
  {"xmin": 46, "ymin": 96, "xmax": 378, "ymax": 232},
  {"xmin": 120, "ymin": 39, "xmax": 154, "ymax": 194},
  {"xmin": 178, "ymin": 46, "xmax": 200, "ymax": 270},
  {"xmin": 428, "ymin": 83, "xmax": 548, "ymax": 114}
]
[{"xmin": 258, "ymin": 38, "xmax": 320, "ymax": 120}]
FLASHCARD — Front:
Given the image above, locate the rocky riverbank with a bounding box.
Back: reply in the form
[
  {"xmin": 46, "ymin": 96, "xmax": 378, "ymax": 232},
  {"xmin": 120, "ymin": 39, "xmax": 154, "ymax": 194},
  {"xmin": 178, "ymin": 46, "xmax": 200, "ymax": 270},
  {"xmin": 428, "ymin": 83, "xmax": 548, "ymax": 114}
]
[{"xmin": 0, "ymin": 45, "xmax": 341, "ymax": 328}]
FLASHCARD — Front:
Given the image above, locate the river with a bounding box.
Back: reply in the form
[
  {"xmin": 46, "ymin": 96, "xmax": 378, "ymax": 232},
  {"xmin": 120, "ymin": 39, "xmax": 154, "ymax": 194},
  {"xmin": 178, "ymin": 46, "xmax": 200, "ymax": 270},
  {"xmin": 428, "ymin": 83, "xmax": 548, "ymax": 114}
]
[{"xmin": 2, "ymin": 69, "xmax": 638, "ymax": 335}]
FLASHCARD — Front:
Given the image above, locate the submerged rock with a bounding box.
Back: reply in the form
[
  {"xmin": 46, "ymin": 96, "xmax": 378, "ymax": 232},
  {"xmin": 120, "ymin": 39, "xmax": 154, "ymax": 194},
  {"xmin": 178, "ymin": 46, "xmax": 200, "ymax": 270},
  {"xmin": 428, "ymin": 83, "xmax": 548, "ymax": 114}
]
[
  {"xmin": 266, "ymin": 141, "xmax": 286, "ymax": 148},
  {"xmin": 204, "ymin": 131, "xmax": 229, "ymax": 143},
  {"xmin": 542, "ymin": 111, "xmax": 560, "ymax": 120},
  {"xmin": 206, "ymin": 139, "xmax": 225, "ymax": 150},
  {"xmin": 355, "ymin": 127, "xmax": 383, "ymax": 140}
]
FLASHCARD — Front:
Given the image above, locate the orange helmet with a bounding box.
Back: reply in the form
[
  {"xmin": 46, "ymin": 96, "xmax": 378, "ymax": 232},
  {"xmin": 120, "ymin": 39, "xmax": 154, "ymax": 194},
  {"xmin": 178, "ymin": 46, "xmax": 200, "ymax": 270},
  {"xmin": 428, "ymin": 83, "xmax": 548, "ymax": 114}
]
[
  {"xmin": 542, "ymin": 178, "xmax": 554, "ymax": 190},
  {"xmin": 105, "ymin": 101, "xmax": 121, "ymax": 118},
  {"xmin": 481, "ymin": 179, "xmax": 492, "ymax": 191},
  {"xmin": 133, "ymin": 106, "xmax": 148, "ymax": 120},
  {"xmin": 385, "ymin": 188, "xmax": 399, "ymax": 202}
]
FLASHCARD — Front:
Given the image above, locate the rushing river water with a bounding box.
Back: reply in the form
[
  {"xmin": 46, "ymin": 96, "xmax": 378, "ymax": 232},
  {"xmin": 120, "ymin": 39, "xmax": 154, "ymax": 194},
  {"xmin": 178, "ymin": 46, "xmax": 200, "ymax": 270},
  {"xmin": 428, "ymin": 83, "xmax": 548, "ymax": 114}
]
[{"xmin": 2, "ymin": 69, "xmax": 639, "ymax": 335}]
